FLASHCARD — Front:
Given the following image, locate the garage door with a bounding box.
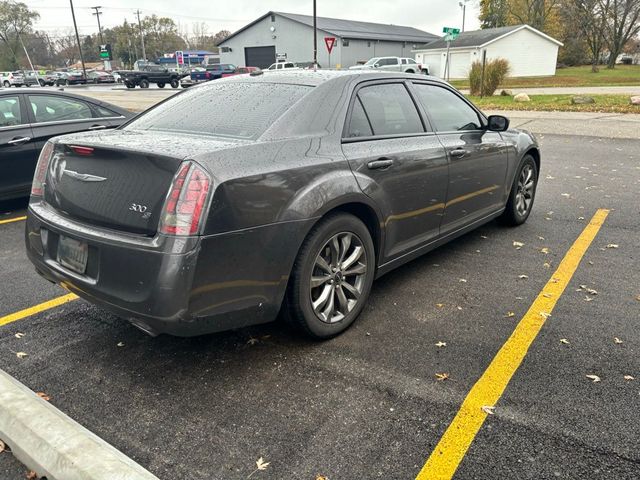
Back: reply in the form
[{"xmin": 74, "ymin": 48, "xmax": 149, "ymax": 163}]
[{"xmin": 245, "ymin": 46, "xmax": 276, "ymax": 69}]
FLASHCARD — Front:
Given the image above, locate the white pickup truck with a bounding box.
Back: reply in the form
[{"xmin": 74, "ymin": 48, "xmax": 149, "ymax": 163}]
[{"xmin": 349, "ymin": 57, "xmax": 429, "ymax": 75}]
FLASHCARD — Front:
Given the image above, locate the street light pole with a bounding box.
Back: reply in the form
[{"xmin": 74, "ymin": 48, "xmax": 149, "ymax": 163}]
[
  {"xmin": 134, "ymin": 9, "xmax": 147, "ymax": 62},
  {"xmin": 313, "ymin": 0, "xmax": 317, "ymax": 70},
  {"xmin": 459, "ymin": 0, "xmax": 468, "ymax": 32},
  {"xmin": 69, "ymin": 0, "xmax": 87, "ymax": 81}
]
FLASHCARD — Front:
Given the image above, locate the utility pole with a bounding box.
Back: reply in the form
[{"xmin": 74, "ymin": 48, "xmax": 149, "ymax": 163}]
[
  {"xmin": 312, "ymin": 0, "xmax": 317, "ymax": 70},
  {"xmin": 91, "ymin": 6, "xmax": 111, "ymax": 70},
  {"xmin": 458, "ymin": 0, "xmax": 469, "ymax": 32},
  {"xmin": 134, "ymin": 9, "xmax": 147, "ymax": 63},
  {"xmin": 69, "ymin": 0, "xmax": 87, "ymax": 82}
]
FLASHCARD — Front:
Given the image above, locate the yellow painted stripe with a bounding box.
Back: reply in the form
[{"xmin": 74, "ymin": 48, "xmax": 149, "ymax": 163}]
[
  {"xmin": 416, "ymin": 208, "xmax": 609, "ymax": 480},
  {"xmin": 0, "ymin": 216, "xmax": 26, "ymax": 225},
  {"xmin": 0, "ymin": 293, "xmax": 78, "ymax": 327}
]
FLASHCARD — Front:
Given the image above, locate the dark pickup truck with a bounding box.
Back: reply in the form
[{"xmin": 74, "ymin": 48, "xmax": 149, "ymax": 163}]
[
  {"xmin": 122, "ymin": 65, "xmax": 185, "ymax": 89},
  {"xmin": 180, "ymin": 64, "xmax": 237, "ymax": 87}
]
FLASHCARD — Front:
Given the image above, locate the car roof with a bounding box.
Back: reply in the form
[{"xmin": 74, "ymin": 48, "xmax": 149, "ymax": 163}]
[{"xmin": 219, "ymin": 69, "xmax": 446, "ymax": 87}]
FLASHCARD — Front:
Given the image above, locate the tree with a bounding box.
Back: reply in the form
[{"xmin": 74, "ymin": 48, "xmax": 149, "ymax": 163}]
[
  {"xmin": 140, "ymin": 15, "xmax": 186, "ymax": 59},
  {"xmin": 566, "ymin": 0, "xmax": 611, "ymax": 71},
  {"xmin": 479, "ymin": 0, "xmax": 510, "ymax": 28},
  {"xmin": 604, "ymin": 0, "xmax": 640, "ymax": 67},
  {"xmin": 212, "ymin": 29, "xmax": 231, "ymax": 46},
  {"xmin": 507, "ymin": 0, "xmax": 562, "ymax": 34},
  {"xmin": 0, "ymin": 0, "xmax": 39, "ymax": 68}
]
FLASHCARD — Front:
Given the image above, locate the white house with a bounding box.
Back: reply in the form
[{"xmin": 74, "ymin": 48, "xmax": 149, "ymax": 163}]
[{"xmin": 413, "ymin": 25, "xmax": 563, "ymax": 79}]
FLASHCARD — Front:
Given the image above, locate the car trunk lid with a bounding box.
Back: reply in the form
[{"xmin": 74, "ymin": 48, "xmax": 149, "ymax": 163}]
[{"xmin": 44, "ymin": 130, "xmax": 246, "ymax": 236}]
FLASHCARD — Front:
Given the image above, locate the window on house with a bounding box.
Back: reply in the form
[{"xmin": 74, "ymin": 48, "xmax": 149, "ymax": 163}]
[{"xmin": 342, "ymin": 39, "xmax": 349, "ymax": 47}]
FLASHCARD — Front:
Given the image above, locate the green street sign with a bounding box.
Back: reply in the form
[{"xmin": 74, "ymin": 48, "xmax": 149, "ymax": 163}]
[
  {"xmin": 99, "ymin": 44, "xmax": 112, "ymax": 61},
  {"xmin": 444, "ymin": 33, "xmax": 459, "ymax": 42},
  {"xmin": 442, "ymin": 27, "xmax": 461, "ymax": 34}
]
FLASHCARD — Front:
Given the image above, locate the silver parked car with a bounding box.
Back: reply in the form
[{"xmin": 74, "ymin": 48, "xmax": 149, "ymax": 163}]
[{"xmin": 349, "ymin": 57, "xmax": 428, "ymax": 75}]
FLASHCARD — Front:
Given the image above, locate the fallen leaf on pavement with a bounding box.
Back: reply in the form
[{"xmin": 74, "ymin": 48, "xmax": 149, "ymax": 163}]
[
  {"xmin": 560, "ymin": 338, "xmax": 570, "ymax": 344},
  {"xmin": 16, "ymin": 352, "xmax": 27, "ymax": 359},
  {"xmin": 537, "ymin": 236, "xmax": 545, "ymax": 240},
  {"xmin": 518, "ymin": 275, "xmax": 529, "ymax": 279},
  {"xmin": 543, "ymin": 262, "xmax": 551, "ymax": 268},
  {"xmin": 635, "ymin": 294, "xmax": 640, "ymax": 302},
  {"xmin": 578, "ymin": 216, "xmax": 585, "ymax": 220},
  {"xmin": 26, "ymin": 471, "xmax": 38, "ymax": 480},
  {"xmin": 513, "ymin": 241, "xmax": 524, "ymax": 249},
  {"xmin": 459, "ymin": 278, "xmax": 467, "ymax": 283},
  {"xmin": 316, "ymin": 476, "xmax": 329, "ymax": 480},
  {"xmin": 614, "ymin": 337, "xmax": 623, "ymax": 344},
  {"xmin": 435, "ymin": 341, "xmax": 447, "ymax": 348},
  {"xmin": 584, "ymin": 296, "xmax": 594, "ymax": 302},
  {"xmin": 435, "ymin": 373, "xmax": 449, "ymax": 381},
  {"xmin": 543, "ymin": 293, "xmax": 553, "ymax": 298},
  {"xmin": 116, "ymin": 342, "xmax": 124, "ymax": 347},
  {"xmin": 36, "ymin": 392, "xmax": 50, "ymax": 401},
  {"xmin": 14, "ymin": 332, "xmax": 25, "ymax": 339},
  {"xmin": 247, "ymin": 458, "xmax": 270, "ymax": 478},
  {"xmin": 504, "ymin": 312, "xmax": 515, "ymax": 318},
  {"xmin": 435, "ymin": 303, "xmax": 445, "ymax": 308},
  {"xmin": 540, "ymin": 312, "xmax": 551, "ymax": 319},
  {"xmin": 480, "ymin": 235, "xmax": 488, "ymax": 239},
  {"xmin": 246, "ymin": 337, "xmax": 259, "ymax": 346},
  {"xmin": 481, "ymin": 405, "xmax": 495, "ymax": 415},
  {"xmin": 586, "ymin": 374, "xmax": 601, "ymax": 383},
  {"xmin": 0, "ymin": 440, "xmax": 5, "ymax": 453},
  {"xmin": 561, "ymin": 193, "xmax": 571, "ymax": 197},
  {"xmin": 540, "ymin": 247, "xmax": 550, "ymax": 254},
  {"xmin": 623, "ymin": 375, "xmax": 634, "ymax": 381},
  {"xmin": 606, "ymin": 244, "xmax": 619, "ymax": 249}
]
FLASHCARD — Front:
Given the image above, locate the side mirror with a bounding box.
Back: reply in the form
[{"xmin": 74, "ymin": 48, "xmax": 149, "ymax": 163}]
[
  {"xmin": 487, "ymin": 115, "xmax": 509, "ymax": 132},
  {"xmin": 373, "ymin": 63, "xmax": 380, "ymax": 68}
]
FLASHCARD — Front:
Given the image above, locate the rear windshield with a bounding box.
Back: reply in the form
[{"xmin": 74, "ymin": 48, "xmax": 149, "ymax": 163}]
[{"xmin": 125, "ymin": 82, "xmax": 313, "ymax": 140}]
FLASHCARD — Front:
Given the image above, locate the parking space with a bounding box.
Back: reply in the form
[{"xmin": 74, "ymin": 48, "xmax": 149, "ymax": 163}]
[{"xmin": 1, "ymin": 134, "xmax": 638, "ymax": 479}]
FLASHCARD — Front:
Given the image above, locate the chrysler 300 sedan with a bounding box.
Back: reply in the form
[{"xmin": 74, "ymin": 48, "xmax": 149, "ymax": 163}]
[{"xmin": 25, "ymin": 71, "xmax": 540, "ymax": 338}]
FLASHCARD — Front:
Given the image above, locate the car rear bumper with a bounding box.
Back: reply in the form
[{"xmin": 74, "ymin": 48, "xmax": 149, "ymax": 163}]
[{"xmin": 25, "ymin": 202, "xmax": 313, "ymax": 336}]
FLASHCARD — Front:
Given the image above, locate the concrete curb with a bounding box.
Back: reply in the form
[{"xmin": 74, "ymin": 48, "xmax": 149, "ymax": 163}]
[{"xmin": 0, "ymin": 369, "xmax": 159, "ymax": 480}]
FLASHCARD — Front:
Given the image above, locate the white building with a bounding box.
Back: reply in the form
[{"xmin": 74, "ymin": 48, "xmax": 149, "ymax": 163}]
[
  {"xmin": 413, "ymin": 25, "xmax": 563, "ymax": 79},
  {"xmin": 218, "ymin": 11, "xmax": 438, "ymax": 69}
]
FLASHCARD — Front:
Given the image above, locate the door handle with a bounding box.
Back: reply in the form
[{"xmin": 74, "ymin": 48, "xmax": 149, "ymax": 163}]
[
  {"xmin": 7, "ymin": 136, "xmax": 31, "ymax": 145},
  {"xmin": 367, "ymin": 158, "xmax": 394, "ymax": 170},
  {"xmin": 450, "ymin": 148, "xmax": 469, "ymax": 158},
  {"xmin": 89, "ymin": 125, "xmax": 107, "ymax": 130}
]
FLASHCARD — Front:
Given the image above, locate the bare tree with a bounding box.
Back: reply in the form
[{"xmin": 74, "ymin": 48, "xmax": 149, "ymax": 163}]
[
  {"xmin": 604, "ymin": 0, "xmax": 640, "ymax": 67},
  {"xmin": 508, "ymin": 0, "xmax": 561, "ymax": 31},
  {"xmin": 568, "ymin": 0, "xmax": 611, "ymax": 71},
  {"xmin": 0, "ymin": 0, "xmax": 39, "ymax": 68}
]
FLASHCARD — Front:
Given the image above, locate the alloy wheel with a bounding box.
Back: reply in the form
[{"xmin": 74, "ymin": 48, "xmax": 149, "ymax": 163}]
[
  {"xmin": 310, "ymin": 232, "xmax": 368, "ymax": 324},
  {"xmin": 515, "ymin": 164, "xmax": 535, "ymax": 216}
]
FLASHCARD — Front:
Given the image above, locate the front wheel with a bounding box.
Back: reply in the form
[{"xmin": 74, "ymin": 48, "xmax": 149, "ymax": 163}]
[
  {"xmin": 501, "ymin": 154, "xmax": 538, "ymax": 226},
  {"xmin": 139, "ymin": 79, "xmax": 150, "ymax": 89},
  {"xmin": 284, "ymin": 213, "xmax": 375, "ymax": 339},
  {"xmin": 157, "ymin": 82, "xmax": 165, "ymax": 88},
  {"xmin": 170, "ymin": 78, "xmax": 179, "ymax": 88},
  {"xmin": 38, "ymin": 79, "xmax": 45, "ymax": 87},
  {"xmin": 2, "ymin": 81, "xmax": 9, "ymax": 88}
]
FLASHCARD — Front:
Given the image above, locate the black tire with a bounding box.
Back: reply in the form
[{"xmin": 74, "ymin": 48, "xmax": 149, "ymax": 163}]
[
  {"xmin": 501, "ymin": 154, "xmax": 538, "ymax": 226},
  {"xmin": 170, "ymin": 78, "xmax": 179, "ymax": 88},
  {"xmin": 139, "ymin": 79, "xmax": 150, "ymax": 89},
  {"xmin": 38, "ymin": 79, "xmax": 45, "ymax": 87},
  {"xmin": 284, "ymin": 213, "xmax": 375, "ymax": 339},
  {"xmin": 157, "ymin": 82, "xmax": 165, "ymax": 88},
  {"xmin": 422, "ymin": 69, "xmax": 430, "ymax": 75},
  {"xmin": 65, "ymin": 79, "xmax": 70, "ymax": 86},
  {"xmin": 2, "ymin": 81, "xmax": 9, "ymax": 88},
  {"xmin": 405, "ymin": 69, "xmax": 415, "ymax": 74},
  {"xmin": 125, "ymin": 82, "xmax": 135, "ymax": 89}
]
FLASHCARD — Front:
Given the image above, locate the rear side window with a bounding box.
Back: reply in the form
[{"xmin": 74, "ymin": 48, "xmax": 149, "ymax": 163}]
[
  {"xmin": 125, "ymin": 82, "xmax": 312, "ymax": 140},
  {"xmin": 95, "ymin": 105, "xmax": 120, "ymax": 117},
  {"xmin": 347, "ymin": 98, "xmax": 372, "ymax": 138},
  {"xmin": 0, "ymin": 96, "xmax": 22, "ymax": 127},
  {"xmin": 356, "ymin": 83, "xmax": 423, "ymax": 136},
  {"xmin": 412, "ymin": 84, "xmax": 481, "ymax": 132},
  {"xmin": 28, "ymin": 95, "xmax": 93, "ymax": 123}
]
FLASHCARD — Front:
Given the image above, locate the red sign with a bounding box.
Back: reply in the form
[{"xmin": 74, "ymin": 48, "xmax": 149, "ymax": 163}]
[{"xmin": 324, "ymin": 37, "xmax": 336, "ymax": 54}]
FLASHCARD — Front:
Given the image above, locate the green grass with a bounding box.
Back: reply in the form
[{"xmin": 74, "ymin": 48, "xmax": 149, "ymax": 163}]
[
  {"xmin": 467, "ymin": 94, "xmax": 640, "ymax": 113},
  {"xmin": 451, "ymin": 64, "xmax": 640, "ymax": 89}
]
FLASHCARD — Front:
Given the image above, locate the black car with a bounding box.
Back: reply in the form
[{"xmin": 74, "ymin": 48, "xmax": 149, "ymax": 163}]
[
  {"xmin": 0, "ymin": 89, "xmax": 131, "ymax": 200},
  {"xmin": 55, "ymin": 72, "xmax": 87, "ymax": 86},
  {"xmin": 25, "ymin": 71, "xmax": 540, "ymax": 339}
]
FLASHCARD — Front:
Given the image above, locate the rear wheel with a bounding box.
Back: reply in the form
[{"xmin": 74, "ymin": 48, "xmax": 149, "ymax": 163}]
[
  {"xmin": 139, "ymin": 79, "xmax": 150, "ymax": 89},
  {"xmin": 284, "ymin": 213, "xmax": 375, "ymax": 339},
  {"xmin": 170, "ymin": 78, "xmax": 179, "ymax": 88},
  {"xmin": 157, "ymin": 82, "xmax": 165, "ymax": 88},
  {"xmin": 501, "ymin": 154, "xmax": 538, "ymax": 226}
]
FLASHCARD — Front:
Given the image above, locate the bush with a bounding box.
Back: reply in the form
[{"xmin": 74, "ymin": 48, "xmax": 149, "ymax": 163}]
[{"xmin": 469, "ymin": 58, "xmax": 510, "ymax": 96}]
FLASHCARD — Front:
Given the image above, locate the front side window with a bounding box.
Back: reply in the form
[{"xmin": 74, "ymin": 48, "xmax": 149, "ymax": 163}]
[
  {"xmin": 0, "ymin": 96, "xmax": 22, "ymax": 127},
  {"xmin": 356, "ymin": 83, "xmax": 423, "ymax": 136},
  {"xmin": 125, "ymin": 82, "xmax": 312, "ymax": 140},
  {"xmin": 28, "ymin": 95, "xmax": 93, "ymax": 123},
  {"xmin": 412, "ymin": 84, "xmax": 482, "ymax": 132}
]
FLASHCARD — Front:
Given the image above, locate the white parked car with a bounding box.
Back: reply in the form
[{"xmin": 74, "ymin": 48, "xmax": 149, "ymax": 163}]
[
  {"xmin": 1, "ymin": 71, "xmax": 25, "ymax": 87},
  {"xmin": 267, "ymin": 62, "xmax": 300, "ymax": 71},
  {"xmin": 349, "ymin": 57, "xmax": 429, "ymax": 75}
]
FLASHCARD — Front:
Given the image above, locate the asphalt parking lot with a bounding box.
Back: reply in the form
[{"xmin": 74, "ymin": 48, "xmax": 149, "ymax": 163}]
[{"xmin": 1, "ymin": 125, "xmax": 639, "ymax": 478}]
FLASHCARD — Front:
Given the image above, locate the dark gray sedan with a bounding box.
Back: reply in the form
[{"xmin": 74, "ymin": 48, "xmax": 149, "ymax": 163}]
[{"xmin": 25, "ymin": 71, "xmax": 540, "ymax": 338}]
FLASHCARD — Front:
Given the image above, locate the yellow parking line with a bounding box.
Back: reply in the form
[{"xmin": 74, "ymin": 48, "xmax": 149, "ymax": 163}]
[
  {"xmin": 0, "ymin": 216, "xmax": 27, "ymax": 225},
  {"xmin": 416, "ymin": 208, "xmax": 609, "ymax": 480},
  {"xmin": 0, "ymin": 294, "xmax": 78, "ymax": 327}
]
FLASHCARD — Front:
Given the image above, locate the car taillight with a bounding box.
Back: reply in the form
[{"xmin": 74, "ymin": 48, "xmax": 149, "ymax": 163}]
[
  {"xmin": 205, "ymin": 72, "xmax": 210, "ymax": 79},
  {"xmin": 160, "ymin": 162, "xmax": 211, "ymax": 236},
  {"xmin": 31, "ymin": 141, "xmax": 55, "ymax": 197}
]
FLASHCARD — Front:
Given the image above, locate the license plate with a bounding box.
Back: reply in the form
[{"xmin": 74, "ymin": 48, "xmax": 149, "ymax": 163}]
[{"xmin": 57, "ymin": 235, "xmax": 88, "ymax": 274}]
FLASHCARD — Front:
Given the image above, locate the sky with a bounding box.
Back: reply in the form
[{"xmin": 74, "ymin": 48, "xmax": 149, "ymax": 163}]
[{"xmin": 27, "ymin": 0, "xmax": 481, "ymax": 40}]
